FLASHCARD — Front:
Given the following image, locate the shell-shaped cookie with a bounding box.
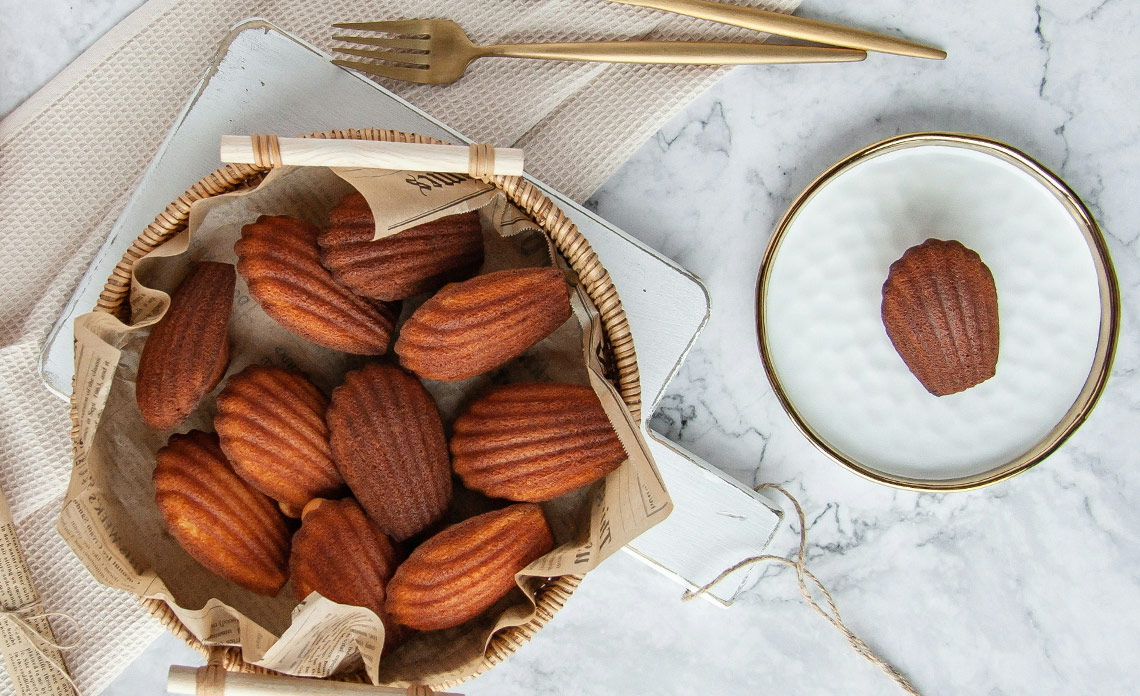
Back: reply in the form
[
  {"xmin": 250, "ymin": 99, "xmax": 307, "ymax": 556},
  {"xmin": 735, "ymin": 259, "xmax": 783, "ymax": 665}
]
[
  {"xmin": 394, "ymin": 268, "xmax": 572, "ymax": 381},
  {"xmin": 153, "ymin": 430, "xmax": 290, "ymax": 596},
  {"xmin": 881, "ymin": 238, "xmax": 1000, "ymax": 397},
  {"xmin": 451, "ymin": 383, "xmax": 627, "ymax": 502},
  {"xmin": 385, "ymin": 503, "xmax": 554, "ymax": 631},
  {"xmin": 136, "ymin": 262, "xmax": 235, "ymax": 430},
  {"xmin": 318, "ymin": 192, "xmax": 484, "ymax": 301},
  {"xmin": 235, "ymin": 215, "xmax": 396, "ymax": 354},
  {"xmin": 289, "ymin": 498, "xmax": 397, "ymax": 621},
  {"xmin": 327, "ymin": 363, "xmax": 451, "ymax": 541},
  {"xmin": 215, "ymin": 365, "xmax": 343, "ymax": 512}
]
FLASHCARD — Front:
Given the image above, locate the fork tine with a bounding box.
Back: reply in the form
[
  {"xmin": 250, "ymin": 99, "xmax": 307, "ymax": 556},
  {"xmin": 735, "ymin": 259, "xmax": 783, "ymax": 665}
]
[
  {"xmin": 332, "ymin": 35, "xmax": 431, "ymax": 51},
  {"xmin": 332, "ymin": 46, "xmax": 431, "ymax": 66},
  {"xmin": 331, "ymin": 59, "xmax": 438, "ymax": 85},
  {"xmin": 332, "ymin": 20, "xmax": 430, "ymax": 35}
]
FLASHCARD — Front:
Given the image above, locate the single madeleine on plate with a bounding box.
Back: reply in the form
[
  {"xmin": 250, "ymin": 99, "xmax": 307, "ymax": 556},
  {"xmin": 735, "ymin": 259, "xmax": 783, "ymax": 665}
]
[
  {"xmin": 759, "ymin": 133, "xmax": 1116, "ymax": 490},
  {"xmin": 215, "ymin": 364, "xmax": 343, "ymax": 515},
  {"xmin": 319, "ymin": 192, "xmax": 484, "ymax": 301},
  {"xmin": 451, "ymin": 382, "xmax": 627, "ymax": 502},
  {"xmin": 385, "ymin": 503, "xmax": 554, "ymax": 631},
  {"xmin": 153, "ymin": 430, "xmax": 290, "ymax": 596},
  {"xmin": 881, "ymin": 238, "xmax": 1000, "ymax": 397},
  {"xmin": 395, "ymin": 267, "xmax": 572, "ymax": 381}
]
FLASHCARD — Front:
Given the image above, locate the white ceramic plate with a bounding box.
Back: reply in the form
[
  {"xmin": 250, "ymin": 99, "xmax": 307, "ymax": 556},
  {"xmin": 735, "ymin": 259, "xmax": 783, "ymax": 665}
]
[{"xmin": 758, "ymin": 133, "xmax": 1119, "ymax": 490}]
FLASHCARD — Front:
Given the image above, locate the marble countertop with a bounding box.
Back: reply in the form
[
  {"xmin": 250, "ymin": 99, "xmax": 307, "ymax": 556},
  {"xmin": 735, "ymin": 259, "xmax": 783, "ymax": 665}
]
[{"xmin": 5, "ymin": 0, "xmax": 1138, "ymax": 694}]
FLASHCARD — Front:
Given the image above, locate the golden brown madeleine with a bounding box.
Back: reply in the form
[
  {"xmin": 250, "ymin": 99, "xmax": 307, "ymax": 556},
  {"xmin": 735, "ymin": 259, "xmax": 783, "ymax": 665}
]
[
  {"xmin": 215, "ymin": 365, "xmax": 343, "ymax": 513},
  {"xmin": 327, "ymin": 363, "xmax": 451, "ymax": 541},
  {"xmin": 881, "ymin": 239, "xmax": 1000, "ymax": 396},
  {"xmin": 452, "ymin": 383, "xmax": 627, "ymax": 501},
  {"xmin": 136, "ymin": 262, "xmax": 235, "ymax": 430},
  {"xmin": 395, "ymin": 268, "xmax": 572, "ymax": 381},
  {"xmin": 153, "ymin": 430, "xmax": 290, "ymax": 596},
  {"xmin": 318, "ymin": 192, "xmax": 484, "ymax": 301},
  {"xmin": 385, "ymin": 503, "xmax": 554, "ymax": 631},
  {"xmin": 235, "ymin": 215, "xmax": 395, "ymax": 354},
  {"xmin": 289, "ymin": 498, "xmax": 397, "ymax": 622}
]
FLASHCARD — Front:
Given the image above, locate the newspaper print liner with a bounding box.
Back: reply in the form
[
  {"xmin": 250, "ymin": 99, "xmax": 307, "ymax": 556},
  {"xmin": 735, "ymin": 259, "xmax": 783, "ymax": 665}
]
[{"xmin": 61, "ymin": 130, "xmax": 671, "ymax": 689}]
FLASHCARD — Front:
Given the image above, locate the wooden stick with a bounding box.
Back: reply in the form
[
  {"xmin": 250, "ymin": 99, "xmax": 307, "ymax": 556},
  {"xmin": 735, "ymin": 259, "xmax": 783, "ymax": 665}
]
[
  {"xmin": 219, "ymin": 135, "xmax": 524, "ymax": 176},
  {"xmin": 167, "ymin": 666, "xmax": 462, "ymax": 695}
]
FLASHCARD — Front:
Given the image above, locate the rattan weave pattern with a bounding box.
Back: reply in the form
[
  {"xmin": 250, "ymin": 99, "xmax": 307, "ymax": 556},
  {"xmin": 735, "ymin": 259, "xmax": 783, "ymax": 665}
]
[{"xmin": 77, "ymin": 128, "xmax": 641, "ymax": 688}]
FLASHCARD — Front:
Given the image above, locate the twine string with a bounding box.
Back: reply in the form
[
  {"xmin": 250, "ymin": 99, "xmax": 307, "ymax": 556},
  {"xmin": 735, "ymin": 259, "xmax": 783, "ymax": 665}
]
[
  {"xmin": 0, "ymin": 605, "xmax": 80, "ymax": 694},
  {"xmin": 250, "ymin": 134, "xmax": 283, "ymax": 168},
  {"xmin": 195, "ymin": 663, "xmax": 227, "ymax": 696},
  {"xmin": 681, "ymin": 483, "xmax": 921, "ymax": 696},
  {"xmin": 468, "ymin": 143, "xmax": 495, "ymax": 179}
]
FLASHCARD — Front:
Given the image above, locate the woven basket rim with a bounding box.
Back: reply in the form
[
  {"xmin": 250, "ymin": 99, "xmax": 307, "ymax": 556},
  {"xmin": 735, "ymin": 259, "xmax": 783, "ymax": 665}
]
[{"xmin": 74, "ymin": 127, "xmax": 642, "ymax": 689}]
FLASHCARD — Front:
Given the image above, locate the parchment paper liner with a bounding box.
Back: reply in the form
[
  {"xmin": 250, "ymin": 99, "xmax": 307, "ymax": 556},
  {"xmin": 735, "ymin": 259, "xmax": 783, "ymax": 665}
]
[{"xmin": 61, "ymin": 164, "xmax": 671, "ymax": 686}]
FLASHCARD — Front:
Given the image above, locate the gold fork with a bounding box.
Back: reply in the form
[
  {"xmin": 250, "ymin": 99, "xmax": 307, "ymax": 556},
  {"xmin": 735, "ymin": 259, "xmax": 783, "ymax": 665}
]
[
  {"xmin": 606, "ymin": 0, "xmax": 945, "ymax": 60},
  {"xmin": 331, "ymin": 18, "xmax": 865, "ymax": 85}
]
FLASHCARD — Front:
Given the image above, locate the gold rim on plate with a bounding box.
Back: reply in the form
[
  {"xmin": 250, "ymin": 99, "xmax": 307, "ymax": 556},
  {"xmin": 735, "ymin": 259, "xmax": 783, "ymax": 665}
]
[{"xmin": 755, "ymin": 132, "xmax": 1121, "ymax": 492}]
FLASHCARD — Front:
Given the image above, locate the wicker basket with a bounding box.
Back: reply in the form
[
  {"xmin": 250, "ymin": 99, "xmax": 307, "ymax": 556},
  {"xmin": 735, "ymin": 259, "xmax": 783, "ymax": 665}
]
[{"xmin": 73, "ymin": 128, "xmax": 642, "ymax": 689}]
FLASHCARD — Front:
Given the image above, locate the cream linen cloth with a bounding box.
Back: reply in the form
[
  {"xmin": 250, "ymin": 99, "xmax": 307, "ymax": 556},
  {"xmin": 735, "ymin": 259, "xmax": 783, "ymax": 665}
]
[{"xmin": 0, "ymin": 0, "xmax": 798, "ymax": 692}]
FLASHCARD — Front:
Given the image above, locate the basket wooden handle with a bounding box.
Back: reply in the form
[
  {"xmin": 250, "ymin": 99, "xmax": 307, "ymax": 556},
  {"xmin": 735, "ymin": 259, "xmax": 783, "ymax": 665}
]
[
  {"xmin": 167, "ymin": 666, "xmax": 462, "ymax": 695},
  {"xmin": 220, "ymin": 135, "xmax": 524, "ymax": 177}
]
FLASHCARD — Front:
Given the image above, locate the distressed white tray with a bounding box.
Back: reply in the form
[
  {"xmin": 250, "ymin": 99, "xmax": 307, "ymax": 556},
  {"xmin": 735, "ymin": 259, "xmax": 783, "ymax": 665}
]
[{"xmin": 38, "ymin": 19, "xmax": 779, "ymax": 604}]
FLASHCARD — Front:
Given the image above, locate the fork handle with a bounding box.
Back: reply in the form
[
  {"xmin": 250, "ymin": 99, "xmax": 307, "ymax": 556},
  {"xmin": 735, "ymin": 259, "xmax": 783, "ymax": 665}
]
[
  {"xmin": 606, "ymin": 0, "xmax": 945, "ymax": 60},
  {"xmin": 479, "ymin": 41, "xmax": 864, "ymax": 64}
]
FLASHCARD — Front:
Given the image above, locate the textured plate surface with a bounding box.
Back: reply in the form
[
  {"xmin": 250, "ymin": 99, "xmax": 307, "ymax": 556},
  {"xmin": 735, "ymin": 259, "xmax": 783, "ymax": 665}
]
[{"xmin": 762, "ymin": 136, "xmax": 1108, "ymax": 484}]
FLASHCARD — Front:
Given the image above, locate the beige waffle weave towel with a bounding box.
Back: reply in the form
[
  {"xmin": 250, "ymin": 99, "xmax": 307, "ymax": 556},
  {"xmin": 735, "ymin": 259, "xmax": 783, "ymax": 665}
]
[{"xmin": 0, "ymin": 0, "xmax": 798, "ymax": 692}]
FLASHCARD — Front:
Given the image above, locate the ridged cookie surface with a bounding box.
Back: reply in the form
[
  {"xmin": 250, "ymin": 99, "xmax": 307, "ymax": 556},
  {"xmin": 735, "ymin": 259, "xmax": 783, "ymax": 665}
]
[
  {"xmin": 451, "ymin": 383, "xmax": 626, "ymax": 501},
  {"xmin": 385, "ymin": 503, "xmax": 554, "ymax": 631},
  {"xmin": 136, "ymin": 262, "xmax": 235, "ymax": 430},
  {"xmin": 235, "ymin": 215, "xmax": 395, "ymax": 354},
  {"xmin": 290, "ymin": 498, "xmax": 397, "ymax": 624},
  {"xmin": 327, "ymin": 363, "xmax": 451, "ymax": 541},
  {"xmin": 215, "ymin": 365, "xmax": 343, "ymax": 512},
  {"xmin": 153, "ymin": 430, "xmax": 289, "ymax": 596},
  {"xmin": 881, "ymin": 238, "xmax": 1000, "ymax": 396},
  {"xmin": 319, "ymin": 192, "xmax": 484, "ymax": 301},
  {"xmin": 395, "ymin": 268, "xmax": 572, "ymax": 381}
]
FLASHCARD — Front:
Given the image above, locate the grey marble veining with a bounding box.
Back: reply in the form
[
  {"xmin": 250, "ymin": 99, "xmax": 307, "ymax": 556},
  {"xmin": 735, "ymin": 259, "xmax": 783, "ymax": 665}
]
[
  {"xmin": 585, "ymin": 0, "xmax": 1139, "ymax": 693},
  {"xmin": 7, "ymin": 0, "xmax": 1140, "ymax": 694},
  {"xmin": 0, "ymin": 0, "xmax": 144, "ymax": 117}
]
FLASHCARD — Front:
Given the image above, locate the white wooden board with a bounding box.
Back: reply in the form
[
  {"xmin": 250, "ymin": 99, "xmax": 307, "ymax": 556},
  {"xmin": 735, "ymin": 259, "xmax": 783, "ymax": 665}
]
[{"xmin": 38, "ymin": 20, "xmax": 780, "ymax": 604}]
